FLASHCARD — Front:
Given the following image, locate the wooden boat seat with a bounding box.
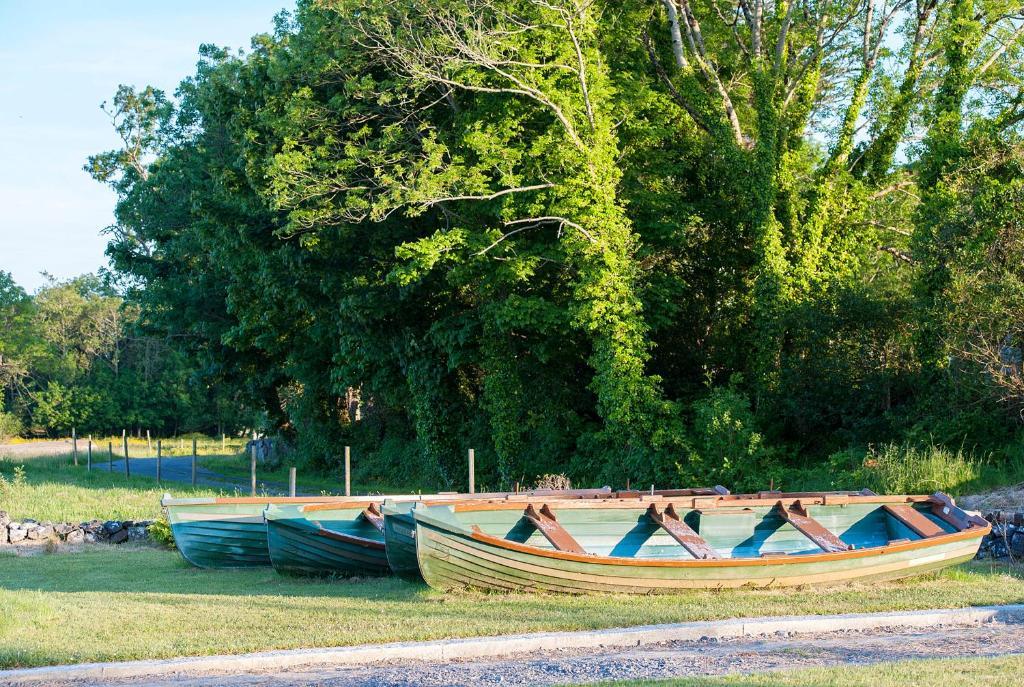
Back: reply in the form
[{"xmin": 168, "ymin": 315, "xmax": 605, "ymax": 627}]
[
  {"xmin": 883, "ymin": 504, "xmax": 945, "ymax": 538},
  {"xmin": 646, "ymin": 504, "xmax": 720, "ymax": 560},
  {"xmin": 522, "ymin": 504, "xmax": 586, "ymax": 554},
  {"xmin": 362, "ymin": 503, "xmax": 385, "ymax": 533},
  {"xmin": 929, "ymin": 492, "xmax": 989, "ymax": 530},
  {"xmin": 774, "ymin": 500, "xmax": 852, "ymax": 553}
]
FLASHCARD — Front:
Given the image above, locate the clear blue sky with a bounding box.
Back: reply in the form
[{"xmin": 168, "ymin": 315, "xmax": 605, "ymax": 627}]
[{"xmin": 0, "ymin": 1, "xmax": 288, "ymax": 293}]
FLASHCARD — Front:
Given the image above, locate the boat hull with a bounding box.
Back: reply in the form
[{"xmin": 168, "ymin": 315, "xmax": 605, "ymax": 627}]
[
  {"xmin": 414, "ymin": 503, "xmax": 987, "ymax": 594},
  {"xmin": 165, "ymin": 502, "xmax": 272, "ymax": 568},
  {"xmin": 265, "ymin": 504, "xmax": 390, "ymax": 577},
  {"xmin": 163, "ymin": 496, "xmax": 371, "ymax": 569},
  {"xmin": 382, "ymin": 502, "xmax": 420, "ymax": 580}
]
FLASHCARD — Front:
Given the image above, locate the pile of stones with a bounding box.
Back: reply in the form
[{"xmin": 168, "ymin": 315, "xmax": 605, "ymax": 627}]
[
  {"xmin": 0, "ymin": 510, "xmax": 152, "ymax": 547},
  {"xmin": 976, "ymin": 511, "xmax": 1024, "ymax": 560}
]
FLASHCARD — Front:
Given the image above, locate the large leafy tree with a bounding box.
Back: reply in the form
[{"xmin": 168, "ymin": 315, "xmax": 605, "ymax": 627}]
[{"xmin": 82, "ymin": 0, "xmax": 1024, "ymax": 488}]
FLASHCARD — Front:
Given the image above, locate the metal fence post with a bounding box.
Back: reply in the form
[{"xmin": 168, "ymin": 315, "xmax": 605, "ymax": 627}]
[
  {"xmin": 289, "ymin": 467, "xmax": 296, "ymax": 497},
  {"xmin": 108, "ymin": 442, "xmax": 113, "ymax": 472},
  {"xmin": 123, "ymin": 433, "xmax": 130, "ymax": 478},
  {"xmin": 72, "ymin": 427, "xmax": 78, "ymax": 467},
  {"xmin": 156, "ymin": 439, "xmax": 162, "ymax": 484},
  {"xmin": 87, "ymin": 439, "xmax": 92, "ymax": 471},
  {"xmin": 468, "ymin": 448, "xmax": 475, "ymax": 494},
  {"xmin": 191, "ymin": 438, "xmax": 197, "ymax": 487}
]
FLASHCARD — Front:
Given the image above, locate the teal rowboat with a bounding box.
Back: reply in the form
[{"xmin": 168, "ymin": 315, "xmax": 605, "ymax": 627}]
[
  {"xmin": 413, "ymin": 492, "xmax": 990, "ymax": 593},
  {"xmin": 381, "ymin": 500, "xmax": 420, "ymax": 579},
  {"xmin": 265, "ymin": 501, "xmax": 391, "ymax": 576},
  {"xmin": 162, "ymin": 495, "xmax": 373, "ymax": 569}
]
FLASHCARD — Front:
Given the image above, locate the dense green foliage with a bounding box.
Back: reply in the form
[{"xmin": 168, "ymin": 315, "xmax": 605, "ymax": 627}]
[
  {"xmin": 0, "ymin": 272, "xmax": 246, "ymax": 437},
  {"xmin": 84, "ymin": 0, "xmax": 1024, "ymax": 490}
]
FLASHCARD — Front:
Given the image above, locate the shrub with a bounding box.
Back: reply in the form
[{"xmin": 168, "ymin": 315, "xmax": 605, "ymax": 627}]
[
  {"xmin": 687, "ymin": 384, "xmax": 779, "ymax": 492},
  {"xmin": 0, "ymin": 412, "xmax": 22, "ymax": 442},
  {"xmin": 147, "ymin": 517, "xmax": 175, "ymax": 548},
  {"xmin": 0, "ymin": 464, "xmax": 27, "ymax": 501}
]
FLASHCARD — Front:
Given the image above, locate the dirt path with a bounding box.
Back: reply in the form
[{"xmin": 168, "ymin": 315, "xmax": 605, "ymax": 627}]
[
  {"xmin": 0, "ymin": 440, "xmax": 73, "ymax": 458},
  {"xmin": 33, "ymin": 620, "xmax": 1024, "ymax": 687}
]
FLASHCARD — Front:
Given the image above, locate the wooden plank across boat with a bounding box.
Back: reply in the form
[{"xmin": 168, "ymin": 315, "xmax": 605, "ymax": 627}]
[{"xmin": 411, "ymin": 492, "xmax": 990, "ymax": 594}]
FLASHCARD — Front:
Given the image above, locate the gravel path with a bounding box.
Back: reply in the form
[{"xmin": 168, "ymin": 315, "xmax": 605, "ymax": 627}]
[{"xmin": 32, "ymin": 620, "xmax": 1024, "ymax": 687}]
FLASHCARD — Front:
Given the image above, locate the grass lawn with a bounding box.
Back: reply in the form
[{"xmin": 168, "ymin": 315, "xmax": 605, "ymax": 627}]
[
  {"xmin": 0, "ymin": 452, "xmax": 221, "ymax": 522},
  {"xmin": 597, "ymin": 654, "xmax": 1024, "ymax": 686},
  {"xmin": 0, "ymin": 547, "xmax": 1021, "ymax": 669}
]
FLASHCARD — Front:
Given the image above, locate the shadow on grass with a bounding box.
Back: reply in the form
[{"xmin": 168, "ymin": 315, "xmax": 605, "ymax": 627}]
[{"xmin": 0, "ymin": 545, "xmax": 435, "ymax": 599}]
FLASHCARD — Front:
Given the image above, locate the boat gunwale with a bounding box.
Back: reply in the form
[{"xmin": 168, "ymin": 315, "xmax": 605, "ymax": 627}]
[
  {"xmin": 443, "ymin": 493, "xmax": 936, "ymax": 512},
  {"xmin": 161, "ymin": 495, "xmax": 380, "ymax": 507}
]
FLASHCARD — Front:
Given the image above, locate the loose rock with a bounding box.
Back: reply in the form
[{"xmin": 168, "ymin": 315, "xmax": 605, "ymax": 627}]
[
  {"xmin": 65, "ymin": 529, "xmax": 85, "ymax": 545},
  {"xmin": 108, "ymin": 528, "xmax": 130, "ymax": 544}
]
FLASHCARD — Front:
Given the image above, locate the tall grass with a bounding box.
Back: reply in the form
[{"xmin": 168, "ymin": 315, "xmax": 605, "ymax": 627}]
[
  {"xmin": 795, "ymin": 440, "xmax": 1024, "ymax": 496},
  {"xmin": 862, "ymin": 443, "xmax": 981, "ymax": 494}
]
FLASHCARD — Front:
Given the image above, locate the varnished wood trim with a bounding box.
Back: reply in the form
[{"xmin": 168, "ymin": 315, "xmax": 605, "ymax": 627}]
[
  {"xmin": 301, "ymin": 501, "xmax": 381, "ymax": 513},
  {"xmin": 450, "ymin": 494, "xmax": 933, "ymax": 512},
  {"xmin": 314, "ymin": 527, "xmax": 386, "ymax": 550}
]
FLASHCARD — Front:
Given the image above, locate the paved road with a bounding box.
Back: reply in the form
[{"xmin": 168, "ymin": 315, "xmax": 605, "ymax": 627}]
[
  {"xmin": 27, "ymin": 620, "xmax": 1024, "ymax": 687},
  {"xmin": 0, "ymin": 441, "xmax": 300, "ymax": 495}
]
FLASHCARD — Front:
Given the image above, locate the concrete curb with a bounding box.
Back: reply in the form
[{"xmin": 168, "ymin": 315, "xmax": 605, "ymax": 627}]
[{"xmin": 3, "ymin": 604, "xmax": 1023, "ymax": 684}]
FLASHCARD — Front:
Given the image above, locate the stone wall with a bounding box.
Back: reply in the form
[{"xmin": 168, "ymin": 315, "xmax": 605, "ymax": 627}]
[
  {"xmin": 0, "ymin": 510, "xmax": 152, "ymax": 548},
  {"xmin": 977, "ymin": 511, "xmax": 1024, "ymax": 560}
]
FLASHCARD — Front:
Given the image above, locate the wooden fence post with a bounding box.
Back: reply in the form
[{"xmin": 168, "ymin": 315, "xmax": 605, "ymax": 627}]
[
  {"xmin": 108, "ymin": 442, "xmax": 113, "ymax": 471},
  {"xmin": 289, "ymin": 467, "xmax": 296, "ymax": 497},
  {"xmin": 344, "ymin": 446, "xmax": 351, "ymax": 497},
  {"xmin": 123, "ymin": 433, "xmax": 130, "ymax": 478},
  {"xmin": 222, "ymin": 433, "xmax": 226, "ymax": 453},
  {"xmin": 72, "ymin": 427, "xmax": 78, "ymax": 467},
  {"xmin": 468, "ymin": 448, "xmax": 475, "ymax": 494},
  {"xmin": 250, "ymin": 444, "xmax": 257, "ymax": 497},
  {"xmin": 87, "ymin": 439, "xmax": 92, "ymax": 471},
  {"xmin": 191, "ymin": 438, "xmax": 197, "ymax": 487},
  {"xmin": 156, "ymin": 440, "xmax": 162, "ymax": 485}
]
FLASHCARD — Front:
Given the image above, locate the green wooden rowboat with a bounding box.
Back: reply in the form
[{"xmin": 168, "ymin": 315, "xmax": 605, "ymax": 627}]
[
  {"xmin": 412, "ymin": 491, "xmax": 990, "ymax": 593},
  {"xmin": 162, "ymin": 495, "xmax": 377, "ymax": 569},
  {"xmin": 265, "ymin": 501, "xmax": 391, "ymax": 576}
]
